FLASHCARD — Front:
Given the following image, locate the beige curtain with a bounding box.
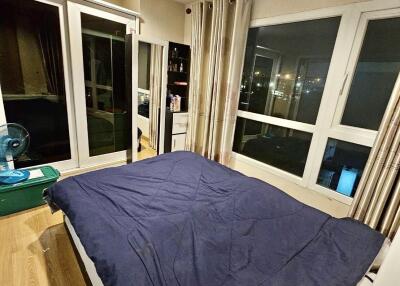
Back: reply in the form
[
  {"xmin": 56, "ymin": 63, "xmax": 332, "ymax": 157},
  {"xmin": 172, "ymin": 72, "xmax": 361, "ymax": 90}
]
[
  {"xmin": 186, "ymin": 0, "xmax": 253, "ymax": 164},
  {"xmin": 349, "ymin": 75, "xmax": 400, "ymax": 239},
  {"xmin": 149, "ymin": 45, "xmax": 163, "ymax": 149}
]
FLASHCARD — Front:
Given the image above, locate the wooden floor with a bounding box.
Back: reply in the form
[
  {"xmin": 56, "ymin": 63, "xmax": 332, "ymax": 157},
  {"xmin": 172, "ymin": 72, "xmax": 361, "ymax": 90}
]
[
  {"xmin": 0, "ymin": 141, "xmax": 157, "ymax": 286},
  {"xmin": 137, "ymin": 136, "xmax": 157, "ymax": 161},
  {"xmin": 0, "ymin": 206, "xmax": 86, "ymax": 286}
]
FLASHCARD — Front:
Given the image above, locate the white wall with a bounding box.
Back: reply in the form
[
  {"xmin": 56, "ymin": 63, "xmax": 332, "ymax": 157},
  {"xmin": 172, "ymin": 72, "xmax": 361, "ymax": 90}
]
[
  {"xmin": 122, "ymin": 0, "xmax": 186, "ymax": 43},
  {"xmin": 107, "ymin": 0, "xmax": 186, "ymax": 43},
  {"xmin": 374, "ymin": 230, "xmax": 400, "ymax": 285},
  {"xmin": 184, "ymin": 3, "xmax": 192, "ymax": 45},
  {"xmin": 110, "ymin": 0, "xmax": 140, "ymax": 13},
  {"xmin": 140, "ymin": 0, "xmax": 185, "ymax": 43}
]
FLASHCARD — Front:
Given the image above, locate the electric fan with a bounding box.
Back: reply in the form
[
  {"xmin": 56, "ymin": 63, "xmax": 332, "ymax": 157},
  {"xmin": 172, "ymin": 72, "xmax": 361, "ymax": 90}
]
[{"xmin": 0, "ymin": 123, "xmax": 30, "ymax": 184}]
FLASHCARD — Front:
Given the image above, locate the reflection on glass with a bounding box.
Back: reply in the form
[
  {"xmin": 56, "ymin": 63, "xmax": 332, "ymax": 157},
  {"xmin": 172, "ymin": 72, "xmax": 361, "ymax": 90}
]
[
  {"xmin": 233, "ymin": 117, "xmax": 312, "ymax": 176},
  {"xmin": 317, "ymin": 139, "xmax": 370, "ymax": 197},
  {"xmin": 341, "ymin": 17, "xmax": 400, "ymax": 130},
  {"xmin": 239, "ymin": 17, "xmax": 340, "ymax": 124},
  {"xmin": 0, "ymin": 0, "xmax": 71, "ymax": 167},
  {"xmin": 81, "ymin": 13, "xmax": 129, "ymax": 157}
]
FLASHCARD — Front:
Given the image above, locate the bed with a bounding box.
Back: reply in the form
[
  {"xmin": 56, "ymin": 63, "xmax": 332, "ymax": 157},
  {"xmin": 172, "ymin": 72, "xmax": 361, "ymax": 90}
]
[{"xmin": 46, "ymin": 151, "xmax": 385, "ymax": 286}]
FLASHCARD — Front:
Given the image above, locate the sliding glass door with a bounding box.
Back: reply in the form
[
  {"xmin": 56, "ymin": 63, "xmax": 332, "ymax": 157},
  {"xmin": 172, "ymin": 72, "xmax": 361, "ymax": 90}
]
[
  {"xmin": 0, "ymin": 0, "xmax": 78, "ymax": 170},
  {"xmin": 0, "ymin": 0, "xmax": 137, "ymax": 172},
  {"xmin": 68, "ymin": 3, "xmax": 136, "ymax": 167}
]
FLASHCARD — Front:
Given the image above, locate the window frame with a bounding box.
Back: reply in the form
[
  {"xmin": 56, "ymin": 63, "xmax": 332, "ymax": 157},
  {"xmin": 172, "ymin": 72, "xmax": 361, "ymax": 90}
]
[
  {"xmin": 233, "ymin": 0, "xmax": 400, "ymax": 205},
  {"xmin": 332, "ymin": 8, "xmax": 400, "ymax": 132},
  {"xmin": 309, "ymin": 5, "xmax": 400, "ymax": 205},
  {"xmin": 67, "ymin": 2, "xmax": 136, "ymax": 168},
  {"xmin": 0, "ymin": 0, "xmax": 79, "ymax": 171}
]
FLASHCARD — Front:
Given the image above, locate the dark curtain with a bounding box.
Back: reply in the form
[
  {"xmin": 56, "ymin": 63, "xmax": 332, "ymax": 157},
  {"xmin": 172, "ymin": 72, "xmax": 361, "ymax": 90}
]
[{"xmin": 37, "ymin": 13, "xmax": 65, "ymax": 98}]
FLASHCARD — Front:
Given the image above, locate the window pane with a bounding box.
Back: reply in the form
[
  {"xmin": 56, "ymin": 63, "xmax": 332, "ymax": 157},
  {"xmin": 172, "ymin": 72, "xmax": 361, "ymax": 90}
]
[
  {"xmin": 81, "ymin": 13, "xmax": 130, "ymax": 157},
  {"xmin": 0, "ymin": 0, "xmax": 71, "ymax": 167},
  {"xmin": 317, "ymin": 139, "xmax": 370, "ymax": 197},
  {"xmin": 233, "ymin": 117, "xmax": 312, "ymax": 176},
  {"xmin": 239, "ymin": 17, "xmax": 341, "ymax": 124},
  {"xmin": 341, "ymin": 18, "xmax": 400, "ymax": 130}
]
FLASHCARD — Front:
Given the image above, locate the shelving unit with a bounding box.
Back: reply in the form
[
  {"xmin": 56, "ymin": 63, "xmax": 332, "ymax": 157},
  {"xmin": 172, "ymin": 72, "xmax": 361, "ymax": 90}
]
[
  {"xmin": 167, "ymin": 42, "xmax": 190, "ymax": 112},
  {"xmin": 164, "ymin": 42, "xmax": 191, "ymax": 153}
]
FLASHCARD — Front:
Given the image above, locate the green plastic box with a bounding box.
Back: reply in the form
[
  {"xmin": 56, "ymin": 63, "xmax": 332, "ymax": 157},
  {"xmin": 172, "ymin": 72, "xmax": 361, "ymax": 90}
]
[{"xmin": 0, "ymin": 166, "xmax": 60, "ymax": 216}]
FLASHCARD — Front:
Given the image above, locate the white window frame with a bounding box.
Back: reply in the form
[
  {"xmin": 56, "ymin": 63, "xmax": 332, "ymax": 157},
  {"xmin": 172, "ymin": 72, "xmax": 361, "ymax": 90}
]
[
  {"xmin": 0, "ymin": 0, "xmax": 79, "ymax": 172},
  {"xmin": 233, "ymin": 0, "xmax": 400, "ymax": 205},
  {"xmin": 332, "ymin": 7, "xmax": 400, "ymax": 131},
  {"xmin": 68, "ymin": 2, "xmax": 136, "ymax": 168}
]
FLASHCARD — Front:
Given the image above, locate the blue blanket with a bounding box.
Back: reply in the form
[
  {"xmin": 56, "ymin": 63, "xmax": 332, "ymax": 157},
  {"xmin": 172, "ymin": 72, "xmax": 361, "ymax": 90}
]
[{"xmin": 47, "ymin": 151, "xmax": 384, "ymax": 286}]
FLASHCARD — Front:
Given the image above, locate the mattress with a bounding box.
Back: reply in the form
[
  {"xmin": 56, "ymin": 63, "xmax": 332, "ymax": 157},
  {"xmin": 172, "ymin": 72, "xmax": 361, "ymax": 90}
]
[{"xmin": 47, "ymin": 151, "xmax": 385, "ymax": 286}]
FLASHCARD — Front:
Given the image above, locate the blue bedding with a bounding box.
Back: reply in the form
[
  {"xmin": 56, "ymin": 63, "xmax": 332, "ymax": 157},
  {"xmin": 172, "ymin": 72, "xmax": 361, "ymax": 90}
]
[{"xmin": 47, "ymin": 151, "xmax": 384, "ymax": 286}]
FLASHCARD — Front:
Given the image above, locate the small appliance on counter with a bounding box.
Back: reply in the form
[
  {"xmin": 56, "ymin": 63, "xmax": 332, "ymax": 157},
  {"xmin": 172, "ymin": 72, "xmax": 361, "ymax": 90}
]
[{"xmin": 0, "ymin": 123, "xmax": 60, "ymax": 216}]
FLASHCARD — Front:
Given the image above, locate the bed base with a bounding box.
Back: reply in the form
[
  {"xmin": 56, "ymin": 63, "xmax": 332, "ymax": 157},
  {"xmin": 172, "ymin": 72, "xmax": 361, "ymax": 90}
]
[{"xmin": 64, "ymin": 215, "xmax": 104, "ymax": 286}]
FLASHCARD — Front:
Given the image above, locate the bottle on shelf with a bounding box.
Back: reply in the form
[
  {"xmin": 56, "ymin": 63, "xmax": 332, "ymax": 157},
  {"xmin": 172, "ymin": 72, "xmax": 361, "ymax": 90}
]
[
  {"xmin": 179, "ymin": 60, "xmax": 184, "ymax": 73},
  {"xmin": 171, "ymin": 47, "xmax": 178, "ymax": 59},
  {"xmin": 174, "ymin": 95, "xmax": 181, "ymax": 112}
]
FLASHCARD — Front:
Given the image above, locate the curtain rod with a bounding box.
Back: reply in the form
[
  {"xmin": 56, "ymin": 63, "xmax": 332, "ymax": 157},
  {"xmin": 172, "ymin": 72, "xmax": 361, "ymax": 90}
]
[
  {"xmin": 186, "ymin": 0, "xmax": 236, "ymax": 14},
  {"xmin": 209, "ymin": 0, "xmax": 236, "ymax": 8}
]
